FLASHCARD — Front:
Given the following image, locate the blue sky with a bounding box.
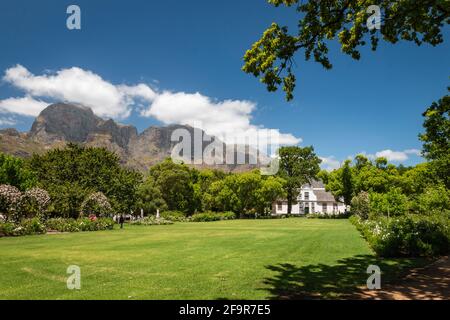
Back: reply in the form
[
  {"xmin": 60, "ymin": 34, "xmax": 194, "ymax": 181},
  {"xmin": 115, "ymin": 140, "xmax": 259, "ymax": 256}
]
[{"xmin": 0, "ymin": 0, "xmax": 449, "ymax": 169}]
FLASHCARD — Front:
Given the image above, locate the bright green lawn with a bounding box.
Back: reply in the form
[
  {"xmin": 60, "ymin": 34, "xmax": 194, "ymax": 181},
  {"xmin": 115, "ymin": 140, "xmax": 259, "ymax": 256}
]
[{"xmin": 0, "ymin": 219, "xmax": 425, "ymax": 300}]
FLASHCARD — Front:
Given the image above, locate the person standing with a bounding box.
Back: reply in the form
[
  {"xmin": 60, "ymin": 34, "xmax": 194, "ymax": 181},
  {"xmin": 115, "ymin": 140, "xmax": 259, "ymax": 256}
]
[{"xmin": 119, "ymin": 214, "xmax": 125, "ymax": 229}]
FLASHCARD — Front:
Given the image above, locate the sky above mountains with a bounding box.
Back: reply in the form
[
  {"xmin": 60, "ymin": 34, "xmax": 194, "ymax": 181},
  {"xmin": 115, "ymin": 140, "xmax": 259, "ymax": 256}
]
[{"xmin": 0, "ymin": 0, "xmax": 449, "ymax": 170}]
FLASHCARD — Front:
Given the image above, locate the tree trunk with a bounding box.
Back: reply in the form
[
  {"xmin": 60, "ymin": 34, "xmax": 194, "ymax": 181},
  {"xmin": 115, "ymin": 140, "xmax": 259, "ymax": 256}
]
[{"xmin": 287, "ymin": 189, "xmax": 292, "ymax": 215}]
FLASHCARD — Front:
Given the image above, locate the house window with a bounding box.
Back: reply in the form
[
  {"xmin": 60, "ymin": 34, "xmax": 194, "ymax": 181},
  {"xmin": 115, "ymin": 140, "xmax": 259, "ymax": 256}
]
[
  {"xmin": 304, "ymin": 192, "xmax": 309, "ymax": 200},
  {"xmin": 333, "ymin": 203, "xmax": 338, "ymax": 212},
  {"xmin": 322, "ymin": 203, "xmax": 327, "ymax": 213},
  {"xmin": 312, "ymin": 203, "xmax": 315, "ymax": 213},
  {"xmin": 277, "ymin": 202, "xmax": 283, "ymax": 211}
]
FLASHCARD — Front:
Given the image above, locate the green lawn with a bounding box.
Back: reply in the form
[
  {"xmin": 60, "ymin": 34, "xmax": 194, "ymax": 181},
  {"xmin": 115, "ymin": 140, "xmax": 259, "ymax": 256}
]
[{"xmin": 0, "ymin": 219, "xmax": 425, "ymax": 300}]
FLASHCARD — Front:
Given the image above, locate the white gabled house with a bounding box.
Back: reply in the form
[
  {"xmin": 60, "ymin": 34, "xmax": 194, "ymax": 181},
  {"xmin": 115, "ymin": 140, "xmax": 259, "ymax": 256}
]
[{"xmin": 272, "ymin": 180, "xmax": 346, "ymax": 215}]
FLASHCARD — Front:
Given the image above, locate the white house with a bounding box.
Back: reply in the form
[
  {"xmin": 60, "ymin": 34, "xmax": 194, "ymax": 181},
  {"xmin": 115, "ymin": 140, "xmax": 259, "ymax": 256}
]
[{"xmin": 272, "ymin": 180, "xmax": 346, "ymax": 215}]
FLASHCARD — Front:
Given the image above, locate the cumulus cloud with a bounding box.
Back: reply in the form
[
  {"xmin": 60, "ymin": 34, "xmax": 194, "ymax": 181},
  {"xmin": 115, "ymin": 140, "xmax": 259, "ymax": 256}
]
[
  {"xmin": 2, "ymin": 64, "xmax": 156, "ymax": 119},
  {"xmin": 320, "ymin": 156, "xmax": 342, "ymax": 171},
  {"xmin": 0, "ymin": 96, "xmax": 49, "ymax": 117},
  {"xmin": 1, "ymin": 65, "xmax": 301, "ymax": 146},
  {"xmin": 375, "ymin": 149, "xmax": 422, "ymax": 162},
  {"xmin": 141, "ymin": 91, "xmax": 300, "ymax": 145}
]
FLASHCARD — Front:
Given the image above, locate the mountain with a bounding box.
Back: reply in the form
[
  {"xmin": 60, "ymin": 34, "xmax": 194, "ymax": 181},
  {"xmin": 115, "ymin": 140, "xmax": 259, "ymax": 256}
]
[{"xmin": 0, "ymin": 103, "xmax": 263, "ymax": 172}]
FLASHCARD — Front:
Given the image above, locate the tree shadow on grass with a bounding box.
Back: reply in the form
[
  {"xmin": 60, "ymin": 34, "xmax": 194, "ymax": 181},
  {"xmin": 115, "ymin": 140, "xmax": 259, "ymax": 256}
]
[{"xmin": 262, "ymin": 254, "xmax": 424, "ymax": 300}]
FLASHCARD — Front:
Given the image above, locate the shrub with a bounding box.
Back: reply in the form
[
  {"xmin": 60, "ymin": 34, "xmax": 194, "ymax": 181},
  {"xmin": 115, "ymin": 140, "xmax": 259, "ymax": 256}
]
[
  {"xmin": 369, "ymin": 188, "xmax": 409, "ymax": 218},
  {"xmin": 0, "ymin": 184, "xmax": 23, "ymax": 222},
  {"xmin": 20, "ymin": 218, "xmax": 47, "ymax": 235},
  {"xmin": 351, "ymin": 191, "xmax": 370, "ymax": 219},
  {"xmin": 131, "ymin": 216, "xmax": 174, "ymax": 226},
  {"xmin": 46, "ymin": 217, "xmax": 115, "ymax": 232},
  {"xmin": 160, "ymin": 210, "xmax": 189, "ymax": 222},
  {"xmin": 306, "ymin": 212, "xmax": 351, "ymax": 219},
  {"xmin": 191, "ymin": 211, "xmax": 237, "ymax": 222},
  {"xmin": 411, "ymin": 184, "xmax": 450, "ymax": 215},
  {"xmin": 21, "ymin": 187, "xmax": 51, "ymax": 220},
  {"xmin": 350, "ymin": 214, "xmax": 449, "ymax": 257},
  {"xmin": 80, "ymin": 192, "xmax": 113, "ymax": 217},
  {"xmin": 0, "ymin": 218, "xmax": 46, "ymax": 237}
]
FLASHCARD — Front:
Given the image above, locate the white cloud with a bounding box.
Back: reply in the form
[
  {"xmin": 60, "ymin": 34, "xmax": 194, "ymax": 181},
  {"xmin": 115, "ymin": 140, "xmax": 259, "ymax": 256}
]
[
  {"xmin": 0, "ymin": 96, "xmax": 49, "ymax": 117},
  {"xmin": 320, "ymin": 156, "xmax": 341, "ymax": 171},
  {"xmin": 348, "ymin": 149, "xmax": 423, "ymax": 163},
  {"xmin": 2, "ymin": 64, "xmax": 156, "ymax": 119},
  {"xmin": 1, "ymin": 65, "xmax": 301, "ymax": 146},
  {"xmin": 141, "ymin": 91, "xmax": 301, "ymax": 145}
]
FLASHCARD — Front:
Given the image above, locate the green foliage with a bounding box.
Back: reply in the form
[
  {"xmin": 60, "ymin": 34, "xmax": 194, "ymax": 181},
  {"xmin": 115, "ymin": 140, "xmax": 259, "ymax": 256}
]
[
  {"xmin": 419, "ymin": 90, "xmax": 450, "ymax": 161},
  {"xmin": 278, "ymin": 146, "xmax": 321, "ymax": 214},
  {"xmin": 190, "ymin": 211, "xmax": 237, "ymax": 222},
  {"xmin": 243, "ymin": 0, "xmax": 448, "ymax": 100},
  {"xmin": 45, "ymin": 217, "xmax": 115, "ymax": 233},
  {"xmin": 369, "ymin": 188, "xmax": 409, "ymax": 218},
  {"xmin": 419, "ymin": 91, "xmax": 450, "ymax": 188},
  {"xmin": 0, "ymin": 218, "xmax": 46, "ymax": 237},
  {"xmin": 0, "ymin": 153, "xmax": 36, "ymax": 191},
  {"xmin": 411, "ymin": 184, "xmax": 450, "ymax": 216},
  {"xmin": 29, "ymin": 144, "xmax": 142, "ymax": 217},
  {"xmin": 136, "ymin": 176, "xmax": 167, "ymax": 215},
  {"xmin": 350, "ymin": 215, "xmax": 449, "ymax": 257},
  {"xmin": 160, "ymin": 210, "xmax": 189, "ymax": 222},
  {"xmin": 148, "ymin": 158, "xmax": 195, "ymax": 214},
  {"xmin": 306, "ymin": 212, "xmax": 351, "ymax": 219},
  {"xmin": 351, "ymin": 191, "xmax": 370, "ymax": 220}
]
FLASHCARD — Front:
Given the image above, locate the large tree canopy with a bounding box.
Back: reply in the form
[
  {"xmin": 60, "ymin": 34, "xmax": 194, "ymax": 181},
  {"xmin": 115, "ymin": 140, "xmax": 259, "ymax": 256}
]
[
  {"xmin": 243, "ymin": 0, "xmax": 449, "ymax": 100},
  {"xmin": 278, "ymin": 146, "xmax": 321, "ymax": 214}
]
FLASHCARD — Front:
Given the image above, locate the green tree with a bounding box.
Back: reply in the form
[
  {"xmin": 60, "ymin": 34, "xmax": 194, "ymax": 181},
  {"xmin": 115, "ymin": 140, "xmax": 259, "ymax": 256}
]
[
  {"xmin": 0, "ymin": 153, "xmax": 36, "ymax": 191},
  {"xmin": 135, "ymin": 177, "xmax": 167, "ymax": 215},
  {"xmin": 419, "ymin": 90, "xmax": 450, "ymax": 187},
  {"xmin": 148, "ymin": 158, "xmax": 195, "ymax": 214},
  {"xmin": 243, "ymin": 0, "xmax": 448, "ymax": 101},
  {"xmin": 341, "ymin": 160, "xmax": 354, "ymax": 206},
  {"xmin": 278, "ymin": 146, "xmax": 321, "ymax": 214},
  {"xmin": 256, "ymin": 176, "xmax": 286, "ymax": 214},
  {"xmin": 29, "ymin": 144, "xmax": 142, "ymax": 217}
]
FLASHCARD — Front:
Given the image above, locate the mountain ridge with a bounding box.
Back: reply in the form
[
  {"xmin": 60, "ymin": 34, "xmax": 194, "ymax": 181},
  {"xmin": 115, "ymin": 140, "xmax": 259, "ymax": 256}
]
[{"xmin": 0, "ymin": 103, "xmax": 261, "ymax": 172}]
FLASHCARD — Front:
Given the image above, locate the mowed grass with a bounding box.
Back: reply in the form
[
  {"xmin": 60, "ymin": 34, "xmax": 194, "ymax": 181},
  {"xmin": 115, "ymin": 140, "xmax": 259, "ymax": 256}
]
[{"xmin": 0, "ymin": 219, "xmax": 425, "ymax": 300}]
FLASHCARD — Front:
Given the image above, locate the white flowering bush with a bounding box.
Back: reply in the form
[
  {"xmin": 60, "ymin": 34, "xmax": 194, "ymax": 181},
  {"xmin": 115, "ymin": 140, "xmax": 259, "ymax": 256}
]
[
  {"xmin": 80, "ymin": 192, "xmax": 113, "ymax": 217},
  {"xmin": 0, "ymin": 184, "xmax": 23, "ymax": 222},
  {"xmin": 350, "ymin": 214, "xmax": 449, "ymax": 257},
  {"xmin": 22, "ymin": 187, "xmax": 51, "ymax": 220}
]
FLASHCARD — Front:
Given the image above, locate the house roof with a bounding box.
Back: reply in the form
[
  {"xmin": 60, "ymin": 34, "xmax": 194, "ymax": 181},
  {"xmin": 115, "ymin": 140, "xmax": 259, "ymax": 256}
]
[
  {"xmin": 314, "ymin": 190, "xmax": 338, "ymax": 202},
  {"xmin": 310, "ymin": 179, "xmax": 325, "ymax": 189}
]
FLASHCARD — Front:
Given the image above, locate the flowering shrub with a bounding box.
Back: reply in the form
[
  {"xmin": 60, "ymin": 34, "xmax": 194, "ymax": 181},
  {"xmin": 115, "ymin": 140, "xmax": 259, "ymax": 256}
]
[
  {"xmin": 46, "ymin": 217, "xmax": 115, "ymax": 232},
  {"xmin": 131, "ymin": 216, "xmax": 174, "ymax": 226},
  {"xmin": 0, "ymin": 184, "xmax": 23, "ymax": 222},
  {"xmin": 306, "ymin": 212, "xmax": 351, "ymax": 219},
  {"xmin": 350, "ymin": 214, "xmax": 449, "ymax": 257},
  {"xmin": 22, "ymin": 187, "xmax": 51, "ymax": 220},
  {"xmin": 0, "ymin": 218, "xmax": 46, "ymax": 237},
  {"xmin": 80, "ymin": 192, "xmax": 113, "ymax": 217},
  {"xmin": 191, "ymin": 211, "xmax": 237, "ymax": 222}
]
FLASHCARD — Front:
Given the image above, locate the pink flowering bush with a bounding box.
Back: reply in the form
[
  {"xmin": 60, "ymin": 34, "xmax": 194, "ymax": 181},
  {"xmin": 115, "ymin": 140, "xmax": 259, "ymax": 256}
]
[
  {"xmin": 0, "ymin": 184, "xmax": 23, "ymax": 222},
  {"xmin": 80, "ymin": 192, "xmax": 113, "ymax": 217},
  {"xmin": 22, "ymin": 187, "xmax": 51, "ymax": 220}
]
